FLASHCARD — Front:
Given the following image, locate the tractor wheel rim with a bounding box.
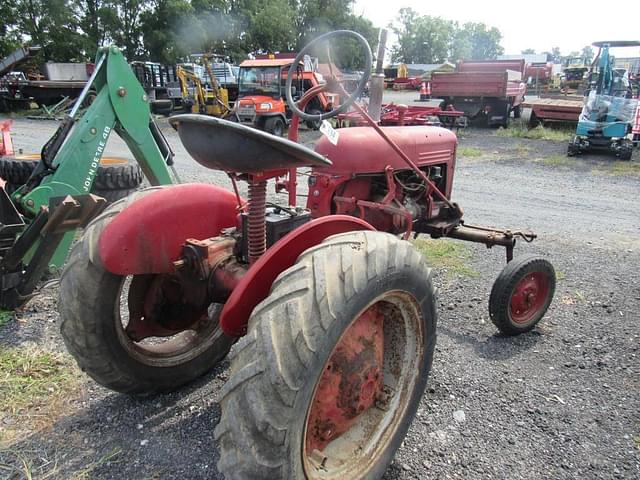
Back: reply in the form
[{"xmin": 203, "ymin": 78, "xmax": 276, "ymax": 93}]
[
  {"xmin": 114, "ymin": 275, "xmax": 223, "ymax": 367},
  {"xmin": 302, "ymin": 291, "xmax": 424, "ymax": 479},
  {"xmin": 509, "ymin": 272, "xmax": 550, "ymax": 324}
]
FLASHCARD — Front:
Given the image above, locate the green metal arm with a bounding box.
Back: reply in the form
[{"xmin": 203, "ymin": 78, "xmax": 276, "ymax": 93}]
[
  {"xmin": 5, "ymin": 45, "xmax": 177, "ymax": 271},
  {"xmin": 14, "ymin": 45, "xmax": 174, "ymax": 216}
]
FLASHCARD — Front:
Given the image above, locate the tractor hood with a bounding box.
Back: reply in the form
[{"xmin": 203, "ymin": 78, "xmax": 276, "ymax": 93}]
[{"xmin": 314, "ymin": 126, "xmax": 457, "ymax": 175}]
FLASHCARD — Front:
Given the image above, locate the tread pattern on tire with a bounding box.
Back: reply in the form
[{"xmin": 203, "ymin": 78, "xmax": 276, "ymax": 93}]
[
  {"xmin": 214, "ymin": 231, "xmax": 436, "ymax": 480},
  {"xmin": 57, "ymin": 186, "xmax": 218, "ymax": 394},
  {"xmin": 489, "ymin": 254, "xmax": 556, "ymax": 336},
  {"xmin": 0, "ymin": 156, "xmax": 143, "ymax": 191}
]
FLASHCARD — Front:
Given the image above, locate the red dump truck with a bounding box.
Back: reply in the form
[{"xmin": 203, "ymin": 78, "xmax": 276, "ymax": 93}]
[{"xmin": 431, "ymin": 59, "xmax": 526, "ymax": 127}]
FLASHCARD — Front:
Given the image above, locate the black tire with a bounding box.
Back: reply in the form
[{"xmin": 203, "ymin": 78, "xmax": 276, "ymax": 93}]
[
  {"xmin": 618, "ymin": 140, "xmax": 633, "ymax": 161},
  {"xmin": 305, "ymin": 109, "xmax": 322, "ymax": 130},
  {"xmin": 150, "ymin": 99, "xmax": 173, "ymax": 116},
  {"xmin": 489, "ymin": 255, "xmax": 555, "ymax": 336},
  {"xmin": 58, "ymin": 187, "xmax": 235, "ymax": 394},
  {"xmin": 567, "ymin": 137, "xmax": 580, "ymax": 157},
  {"xmin": 0, "ymin": 155, "xmax": 143, "ymax": 199},
  {"xmin": 215, "ymin": 231, "xmax": 437, "ymax": 480},
  {"xmin": 264, "ymin": 116, "xmax": 285, "ymax": 136},
  {"xmin": 528, "ymin": 111, "xmax": 540, "ymax": 128},
  {"xmin": 513, "ymin": 104, "xmax": 522, "ymax": 119}
]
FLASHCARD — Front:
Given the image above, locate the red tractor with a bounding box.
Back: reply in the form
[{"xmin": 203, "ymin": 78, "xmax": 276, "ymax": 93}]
[{"xmin": 58, "ymin": 31, "xmax": 555, "ymax": 479}]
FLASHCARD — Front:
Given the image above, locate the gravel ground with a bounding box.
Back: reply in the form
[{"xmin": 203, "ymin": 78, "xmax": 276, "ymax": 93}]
[{"xmin": 0, "ymin": 94, "xmax": 639, "ymax": 479}]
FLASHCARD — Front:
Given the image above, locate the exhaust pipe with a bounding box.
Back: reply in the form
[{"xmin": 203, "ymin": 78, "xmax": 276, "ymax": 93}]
[{"xmin": 368, "ymin": 28, "xmax": 387, "ymax": 123}]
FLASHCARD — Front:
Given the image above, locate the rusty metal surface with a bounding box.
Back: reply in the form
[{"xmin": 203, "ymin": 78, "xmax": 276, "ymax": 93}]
[
  {"xmin": 306, "ymin": 304, "xmax": 384, "ymax": 452},
  {"xmin": 219, "ymin": 215, "xmax": 375, "ymax": 336},
  {"xmin": 98, "ymin": 184, "xmax": 240, "ymax": 275}
]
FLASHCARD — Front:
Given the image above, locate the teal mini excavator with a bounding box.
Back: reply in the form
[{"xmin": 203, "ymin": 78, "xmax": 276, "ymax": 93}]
[{"xmin": 568, "ymin": 40, "xmax": 640, "ymax": 160}]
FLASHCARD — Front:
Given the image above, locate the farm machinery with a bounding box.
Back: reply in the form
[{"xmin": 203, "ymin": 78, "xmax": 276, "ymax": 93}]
[
  {"xmin": 57, "ymin": 31, "xmax": 556, "ymax": 479},
  {"xmin": 0, "ymin": 45, "xmax": 176, "ymax": 308},
  {"xmin": 568, "ymin": 41, "xmax": 640, "ymax": 160}
]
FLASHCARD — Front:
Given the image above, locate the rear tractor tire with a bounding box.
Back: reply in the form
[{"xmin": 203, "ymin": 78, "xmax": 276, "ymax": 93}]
[
  {"xmin": 215, "ymin": 231, "xmax": 437, "ymax": 480},
  {"xmin": 58, "ymin": 188, "xmax": 235, "ymax": 394},
  {"xmin": 0, "ymin": 155, "xmax": 143, "ymax": 201},
  {"xmin": 489, "ymin": 255, "xmax": 555, "ymax": 336}
]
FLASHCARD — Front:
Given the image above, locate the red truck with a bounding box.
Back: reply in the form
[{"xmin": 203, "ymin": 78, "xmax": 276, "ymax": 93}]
[{"xmin": 431, "ymin": 59, "xmax": 526, "ymax": 127}]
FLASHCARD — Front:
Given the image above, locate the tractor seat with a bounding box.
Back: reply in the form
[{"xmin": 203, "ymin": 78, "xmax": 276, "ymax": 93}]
[{"xmin": 169, "ymin": 114, "xmax": 331, "ymax": 173}]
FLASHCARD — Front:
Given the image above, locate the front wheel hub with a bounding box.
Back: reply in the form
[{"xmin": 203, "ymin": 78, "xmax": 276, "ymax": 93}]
[
  {"xmin": 510, "ymin": 272, "xmax": 550, "ymax": 323},
  {"xmin": 306, "ymin": 304, "xmax": 384, "ymax": 452}
]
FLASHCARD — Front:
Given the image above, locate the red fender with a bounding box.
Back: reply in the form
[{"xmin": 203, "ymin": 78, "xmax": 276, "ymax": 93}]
[
  {"xmin": 220, "ymin": 215, "xmax": 375, "ymax": 336},
  {"xmin": 99, "ymin": 183, "xmax": 240, "ymax": 274}
]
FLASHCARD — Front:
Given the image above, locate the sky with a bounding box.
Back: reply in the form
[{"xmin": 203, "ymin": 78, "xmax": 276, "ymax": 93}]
[{"xmin": 354, "ymin": 0, "xmax": 640, "ymax": 58}]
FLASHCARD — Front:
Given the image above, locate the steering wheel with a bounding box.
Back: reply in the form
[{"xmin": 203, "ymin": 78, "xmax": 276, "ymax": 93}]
[{"xmin": 285, "ymin": 30, "xmax": 372, "ymax": 123}]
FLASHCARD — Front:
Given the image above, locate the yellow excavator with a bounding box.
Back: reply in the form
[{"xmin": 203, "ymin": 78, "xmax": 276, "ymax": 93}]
[{"xmin": 177, "ymin": 55, "xmax": 231, "ymax": 117}]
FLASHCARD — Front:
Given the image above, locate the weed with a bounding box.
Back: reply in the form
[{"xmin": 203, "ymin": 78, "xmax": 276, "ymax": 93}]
[
  {"xmin": 458, "ymin": 146, "xmax": 483, "ymax": 157},
  {"xmin": 0, "ymin": 310, "xmax": 12, "ymax": 328},
  {"xmin": 555, "ymin": 270, "xmax": 566, "ymax": 281},
  {"xmin": 413, "ymin": 238, "xmax": 477, "ymax": 277},
  {"xmin": 539, "ymin": 154, "xmax": 573, "ymax": 167},
  {"xmin": 594, "ymin": 160, "xmax": 640, "ymax": 178},
  {"xmin": 514, "ymin": 143, "xmax": 530, "ymax": 155},
  {"xmin": 497, "ymin": 120, "xmax": 573, "ymax": 142},
  {"xmin": 0, "ymin": 346, "xmax": 83, "ymax": 444},
  {"xmin": 72, "ymin": 448, "xmax": 122, "ymax": 480}
]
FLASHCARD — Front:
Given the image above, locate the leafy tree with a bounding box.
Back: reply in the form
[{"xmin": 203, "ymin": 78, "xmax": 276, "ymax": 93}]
[
  {"xmin": 139, "ymin": 0, "xmax": 193, "ymax": 62},
  {"xmin": 108, "ymin": 0, "xmax": 149, "ymax": 60},
  {"xmin": 74, "ymin": 0, "xmax": 122, "ymax": 58},
  {"xmin": 391, "ymin": 8, "xmax": 455, "ymax": 63},
  {"xmin": 461, "ymin": 22, "xmax": 503, "ymax": 60},
  {"xmin": 13, "ymin": 0, "xmax": 84, "ymax": 61},
  {"xmin": 581, "ymin": 45, "xmax": 594, "ymax": 64},
  {"xmin": 0, "ymin": 0, "xmax": 21, "ymax": 57},
  {"xmin": 391, "ymin": 10, "xmax": 503, "ymax": 63}
]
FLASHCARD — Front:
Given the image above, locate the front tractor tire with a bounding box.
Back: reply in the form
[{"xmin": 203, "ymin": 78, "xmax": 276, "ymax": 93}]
[
  {"xmin": 215, "ymin": 231, "xmax": 437, "ymax": 480},
  {"xmin": 58, "ymin": 188, "xmax": 235, "ymax": 394},
  {"xmin": 489, "ymin": 255, "xmax": 556, "ymax": 336}
]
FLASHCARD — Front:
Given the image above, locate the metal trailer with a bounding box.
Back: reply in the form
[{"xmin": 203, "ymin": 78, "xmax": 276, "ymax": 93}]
[
  {"xmin": 431, "ymin": 59, "xmax": 526, "ymax": 127},
  {"xmin": 523, "ymin": 95, "xmax": 584, "ymax": 127},
  {"xmin": 336, "ymin": 103, "xmax": 466, "ymax": 129}
]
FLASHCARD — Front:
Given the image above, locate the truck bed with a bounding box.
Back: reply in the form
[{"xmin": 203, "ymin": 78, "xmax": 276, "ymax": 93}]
[
  {"xmin": 431, "ymin": 71, "xmax": 521, "ymax": 98},
  {"xmin": 523, "ymin": 95, "xmax": 583, "ymax": 124}
]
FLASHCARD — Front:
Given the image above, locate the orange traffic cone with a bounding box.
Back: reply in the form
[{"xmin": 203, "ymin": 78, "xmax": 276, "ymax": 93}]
[
  {"xmin": 0, "ymin": 120, "xmax": 13, "ymax": 156},
  {"xmin": 418, "ymin": 81, "xmax": 431, "ymax": 101}
]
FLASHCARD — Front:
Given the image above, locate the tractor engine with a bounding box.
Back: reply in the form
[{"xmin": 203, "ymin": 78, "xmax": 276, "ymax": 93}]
[{"xmin": 308, "ymin": 125, "xmax": 457, "ymax": 234}]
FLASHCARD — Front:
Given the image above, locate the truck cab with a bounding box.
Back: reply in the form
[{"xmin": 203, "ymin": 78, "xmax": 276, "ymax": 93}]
[{"xmin": 235, "ymin": 56, "xmax": 332, "ymax": 136}]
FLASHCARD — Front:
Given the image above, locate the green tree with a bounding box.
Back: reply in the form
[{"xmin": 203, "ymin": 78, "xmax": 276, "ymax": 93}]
[
  {"xmin": 0, "ymin": 0, "xmax": 21, "ymax": 57},
  {"xmin": 391, "ymin": 10, "xmax": 503, "ymax": 63},
  {"xmin": 139, "ymin": 0, "xmax": 193, "ymax": 62},
  {"xmin": 461, "ymin": 22, "xmax": 503, "ymax": 60},
  {"xmin": 581, "ymin": 45, "xmax": 594, "ymax": 64},
  {"xmin": 108, "ymin": 0, "xmax": 150, "ymax": 60},
  {"xmin": 14, "ymin": 0, "xmax": 84, "ymax": 61},
  {"xmin": 391, "ymin": 8, "xmax": 455, "ymax": 63},
  {"xmin": 74, "ymin": 0, "xmax": 121, "ymax": 57}
]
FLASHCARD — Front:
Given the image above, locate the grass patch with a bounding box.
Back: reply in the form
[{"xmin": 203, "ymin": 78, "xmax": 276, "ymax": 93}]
[
  {"xmin": 413, "ymin": 238, "xmax": 477, "ymax": 277},
  {"xmin": 555, "ymin": 270, "xmax": 566, "ymax": 281},
  {"xmin": 0, "ymin": 309, "xmax": 12, "ymax": 328},
  {"xmin": 594, "ymin": 160, "xmax": 640, "ymax": 178},
  {"xmin": 458, "ymin": 146, "xmax": 483, "ymax": 157},
  {"xmin": 0, "ymin": 346, "xmax": 83, "ymax": 444},
  {"xmin": 514, "ymin": 143, "xmax": 530, "ymax": 155},
  {"xmin": 539, "ymin": 154, "xmax": 573, "ymax": 167},
  {"xmin": 497, "ymin": 120, "xmax": 573, "ymax": 142}
]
